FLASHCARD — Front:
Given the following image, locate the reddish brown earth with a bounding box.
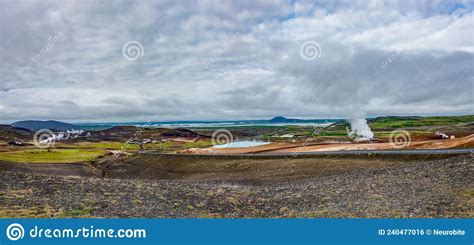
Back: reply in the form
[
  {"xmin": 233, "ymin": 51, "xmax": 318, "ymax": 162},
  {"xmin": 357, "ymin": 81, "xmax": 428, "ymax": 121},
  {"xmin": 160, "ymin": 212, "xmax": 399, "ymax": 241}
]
[{"xmin": 183, "ymin": 134, "xmax": 474, "ymax": 154}]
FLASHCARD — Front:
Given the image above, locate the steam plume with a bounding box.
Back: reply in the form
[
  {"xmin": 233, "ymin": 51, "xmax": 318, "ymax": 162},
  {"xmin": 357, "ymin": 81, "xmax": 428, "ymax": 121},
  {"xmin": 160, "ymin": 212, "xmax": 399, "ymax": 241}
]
[{"xmin": 348, "ymin": 118, "xmax": 374, "ymax": 142}]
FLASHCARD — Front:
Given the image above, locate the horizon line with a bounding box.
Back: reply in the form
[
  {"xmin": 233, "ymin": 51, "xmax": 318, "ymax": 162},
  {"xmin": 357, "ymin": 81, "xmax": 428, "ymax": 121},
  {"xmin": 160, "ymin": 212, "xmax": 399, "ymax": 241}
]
[{"xmin": 2, "ymin": 114, "xmax": 473, "ymax": 125}]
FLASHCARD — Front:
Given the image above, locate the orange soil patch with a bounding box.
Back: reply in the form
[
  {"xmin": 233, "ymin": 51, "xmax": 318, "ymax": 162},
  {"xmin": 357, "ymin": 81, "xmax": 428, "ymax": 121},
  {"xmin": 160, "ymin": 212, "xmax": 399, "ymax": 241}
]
[
  {"xmin": 180, "ymin": 142, "xmax": 299, "ymax": 154},
  {"xmin": 183, "ymin": 134, "xmax": 474, "ymax": 154}
]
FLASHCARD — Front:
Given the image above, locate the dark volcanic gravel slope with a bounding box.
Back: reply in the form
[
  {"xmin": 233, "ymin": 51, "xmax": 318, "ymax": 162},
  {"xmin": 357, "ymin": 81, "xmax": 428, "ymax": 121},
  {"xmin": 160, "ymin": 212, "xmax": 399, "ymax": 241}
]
[{"xmin": 0, "ymin": 155, "xmax": 472, "ymax": 218}]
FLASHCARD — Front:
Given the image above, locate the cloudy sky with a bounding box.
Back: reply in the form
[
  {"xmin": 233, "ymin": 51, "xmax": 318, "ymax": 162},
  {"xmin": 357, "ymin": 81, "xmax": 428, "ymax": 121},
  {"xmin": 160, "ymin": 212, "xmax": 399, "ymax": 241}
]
[{"xmin": 0, "ymin": 0, "xmax": 473, "ymax": 123}]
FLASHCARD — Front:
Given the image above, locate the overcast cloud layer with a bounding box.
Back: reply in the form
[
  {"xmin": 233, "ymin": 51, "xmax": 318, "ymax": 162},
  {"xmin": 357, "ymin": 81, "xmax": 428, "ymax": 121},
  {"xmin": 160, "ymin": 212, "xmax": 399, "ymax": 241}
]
[{"xmin": 0, "ymin": 0, "xmax": 473, "ymax": 123}]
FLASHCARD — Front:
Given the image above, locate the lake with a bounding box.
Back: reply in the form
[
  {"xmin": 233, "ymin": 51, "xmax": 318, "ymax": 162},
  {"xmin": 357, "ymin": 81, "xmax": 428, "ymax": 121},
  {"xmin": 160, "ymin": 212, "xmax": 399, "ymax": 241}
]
[{"xmin": 213, "ymin": 141, "xmax": 271, "ymax": 148}]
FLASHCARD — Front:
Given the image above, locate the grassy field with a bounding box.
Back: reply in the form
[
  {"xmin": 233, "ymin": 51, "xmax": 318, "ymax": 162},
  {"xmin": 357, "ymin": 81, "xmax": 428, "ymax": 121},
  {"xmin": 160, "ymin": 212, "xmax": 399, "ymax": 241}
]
[
  {"xmin": 0, "ymin": 149, "xmax": 105, "ymax": 163},
  {"xmin": 61, "ymin": 141, "xmax": 176, "ymax": 151},
  {"xmin": 0, "ymin": 115, "xmax": 472, "ymax": 163},
  {"xmin": 73, "ymin": 141, "xmax": 140, "ymax": 150},
  {"xmin": 183, "ymin": 141, "xmax": 213, "ymax": 148},
  {"xmin": 241, "ymin": 115, "xmax": 473, "ymax": 139},
  {"xmin": 369, "ymin": 115, "xmax": 474, "ymax": 129}
]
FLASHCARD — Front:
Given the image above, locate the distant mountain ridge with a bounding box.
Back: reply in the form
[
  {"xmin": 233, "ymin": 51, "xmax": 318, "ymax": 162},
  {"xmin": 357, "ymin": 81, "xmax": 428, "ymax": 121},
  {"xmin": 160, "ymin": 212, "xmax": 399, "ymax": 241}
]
[
  {"xmin": 11, "ymin": 120, "xmax": 80, "ymax": 131},
  {"xmin": 269, "ymin": 116, "xmax": 319, "ymax": 123}
]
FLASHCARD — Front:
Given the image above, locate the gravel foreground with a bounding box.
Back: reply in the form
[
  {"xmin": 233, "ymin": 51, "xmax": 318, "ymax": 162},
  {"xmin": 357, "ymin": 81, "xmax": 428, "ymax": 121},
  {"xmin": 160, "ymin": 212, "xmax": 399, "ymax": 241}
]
[{"xmin": 0, "ymin": 155, "xmax": 472, "ymax": 218}]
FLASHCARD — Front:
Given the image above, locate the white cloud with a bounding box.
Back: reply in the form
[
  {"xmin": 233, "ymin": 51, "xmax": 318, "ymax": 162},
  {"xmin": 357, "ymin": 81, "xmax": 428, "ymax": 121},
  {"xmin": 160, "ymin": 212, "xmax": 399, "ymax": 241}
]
[{"xmin": 0, "ymin": 0, "xmax": 472, "ymax": 123}]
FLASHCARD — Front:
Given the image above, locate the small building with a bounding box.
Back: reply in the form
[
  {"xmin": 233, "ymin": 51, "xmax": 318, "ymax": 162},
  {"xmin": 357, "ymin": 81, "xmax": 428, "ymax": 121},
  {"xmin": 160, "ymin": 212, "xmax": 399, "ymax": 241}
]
[
  {"xmin": 8, "ymin": 141, "xmax": 25, "ymax": 146},
  {"xmin": 434, "ymin": 131, "xmax": 449, "ymax": 139}
]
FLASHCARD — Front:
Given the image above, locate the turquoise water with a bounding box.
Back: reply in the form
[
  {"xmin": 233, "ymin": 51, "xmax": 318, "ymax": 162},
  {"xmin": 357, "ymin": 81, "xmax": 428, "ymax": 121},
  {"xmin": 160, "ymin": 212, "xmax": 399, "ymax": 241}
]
[
  {"xmin": 213, "ymin": 141, "xmax": 270, "ymax": 148},
  {"xmin": 75, "ymin": 119, "xmax": 339, "ymax": 130}
]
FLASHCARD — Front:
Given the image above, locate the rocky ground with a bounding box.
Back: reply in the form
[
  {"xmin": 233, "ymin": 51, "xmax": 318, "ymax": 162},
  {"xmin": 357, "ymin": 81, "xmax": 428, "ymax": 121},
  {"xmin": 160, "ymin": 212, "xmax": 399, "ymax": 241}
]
[{"xmin": 0, "ymin": 155, "xmax": 472, "ymax": 218}]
